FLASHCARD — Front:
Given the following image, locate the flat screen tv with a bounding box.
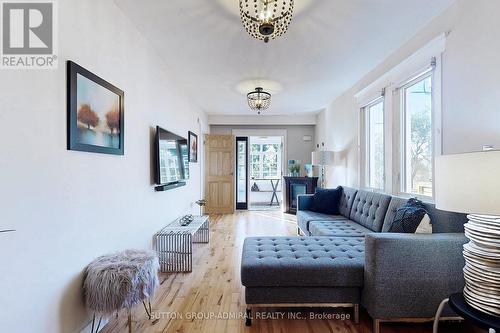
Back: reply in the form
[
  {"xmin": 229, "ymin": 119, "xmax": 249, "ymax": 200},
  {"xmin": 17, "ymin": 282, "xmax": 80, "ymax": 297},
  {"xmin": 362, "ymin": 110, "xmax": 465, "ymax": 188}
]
[{"xmin": 155, "ymin": 126, "xmax": 189, "ymax": 188}]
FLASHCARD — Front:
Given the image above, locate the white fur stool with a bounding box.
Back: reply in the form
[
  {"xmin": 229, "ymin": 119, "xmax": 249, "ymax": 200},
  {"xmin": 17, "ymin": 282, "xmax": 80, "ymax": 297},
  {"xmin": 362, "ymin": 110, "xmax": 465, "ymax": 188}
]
[{"xmin": 83, "ymin": 249, "xmax": 159, "ymax": 333}]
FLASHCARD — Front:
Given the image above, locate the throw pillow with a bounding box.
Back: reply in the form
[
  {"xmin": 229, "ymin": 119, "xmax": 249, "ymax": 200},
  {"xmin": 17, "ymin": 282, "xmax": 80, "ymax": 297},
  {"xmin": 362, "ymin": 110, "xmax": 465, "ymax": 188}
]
[
  {"xmin": 415, "ymin": 214, "xmax": 432, "ymax": 234},
  {"xmin": 389, "ymin": 198, "xmax": 428, "ymax": 233},
  {"xmin": 310, "ymin": 186, "xmax": 342, "ymax": 215}
]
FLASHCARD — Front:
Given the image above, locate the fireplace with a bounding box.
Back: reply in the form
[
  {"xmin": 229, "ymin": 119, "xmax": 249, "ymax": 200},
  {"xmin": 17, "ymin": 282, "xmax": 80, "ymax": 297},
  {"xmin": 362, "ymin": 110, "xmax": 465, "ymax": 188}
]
[{"xmin": 283, "ymin": 176, "xmax": 318, "ymax": 214}]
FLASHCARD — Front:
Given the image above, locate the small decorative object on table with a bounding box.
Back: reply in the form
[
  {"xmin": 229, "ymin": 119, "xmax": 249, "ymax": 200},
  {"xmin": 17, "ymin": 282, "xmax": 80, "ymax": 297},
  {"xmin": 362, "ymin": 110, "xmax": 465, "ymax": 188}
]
[
  {"xmin": 304, "ymin": 164, "xmax": 313, "ymax": 177},
  {"xmin": 180, "ymin": 214, "xmax": 194, "ymax": 226},
  {"xmin": 83, "ymin": 249, "xmax": 159, "ymax": 333},
  {"xmin": 195, "ymin": 199, "xmax": 206, "ymax": 215},
  {"xmin": 288, "ymin": 159, "xmax": 301, "ymax": 177}
]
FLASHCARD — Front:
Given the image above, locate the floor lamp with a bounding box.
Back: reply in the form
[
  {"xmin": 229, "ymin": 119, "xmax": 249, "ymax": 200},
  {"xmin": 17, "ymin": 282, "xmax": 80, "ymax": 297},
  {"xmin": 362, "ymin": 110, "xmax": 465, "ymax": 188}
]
[
  {"xmin": 435, "ymin": 150, "xmax": 500, "ymax": 316},
  {"xmin": 311, "ymin": 151, "xmax": 334, "ymax": 188}
]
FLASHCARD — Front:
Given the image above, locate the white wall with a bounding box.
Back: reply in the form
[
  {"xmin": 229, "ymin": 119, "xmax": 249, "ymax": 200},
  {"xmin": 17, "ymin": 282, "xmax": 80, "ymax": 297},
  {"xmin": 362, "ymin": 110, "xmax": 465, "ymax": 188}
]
[
  {"xmin": 210, "ymin": 125, "xmax": 316, "ymax": 166},
  {"xmin": 315, "ymin": 90, "xmax": 359, "ymax": 188},
  {"xmin": 0, "ymin": 1, "xmax": 207, "ymax": 332},
  {"xmin": 316, "ymin": 0, "xmax": 500, "ymax": 188},
  {"xmin": 208, "ymin": 114, "xmax": 317, "ymax": 126}
]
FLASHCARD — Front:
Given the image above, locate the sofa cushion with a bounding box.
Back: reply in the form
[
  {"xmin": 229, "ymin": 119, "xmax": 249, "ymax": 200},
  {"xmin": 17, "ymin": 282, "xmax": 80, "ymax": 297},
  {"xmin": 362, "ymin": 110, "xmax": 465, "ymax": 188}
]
[
  {"xmin": 310, "ymin": 187, "xmax": 342, "ymax": 215},
  {"xmin": 241, "ymin": 236, "xmax": 365, "ymax": 288},
  {"xmin": 339, "ymin": 187, "xmax": 358, "ymax": 218},
  {"xmin": 350, "ymin": 190, "xmax": 391, "ymax": 232},
  {"xmin": 309, "ymin": 220, "xmax": 374, "ymax": 237},
  {"xmin": 297, "ymin": 210, "xmax": 346, "ymax": 234},
  {"xmin": 382, "ymin": 197, "xmax": 408, "ymax": 232}
]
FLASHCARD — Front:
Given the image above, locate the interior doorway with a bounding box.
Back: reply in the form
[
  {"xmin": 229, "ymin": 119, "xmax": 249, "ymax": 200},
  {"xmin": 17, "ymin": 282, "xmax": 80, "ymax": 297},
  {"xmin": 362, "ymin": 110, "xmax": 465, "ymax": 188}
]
[{"xmin": 247, "ymin": 136, "xmax": 283, "ymax": 210}]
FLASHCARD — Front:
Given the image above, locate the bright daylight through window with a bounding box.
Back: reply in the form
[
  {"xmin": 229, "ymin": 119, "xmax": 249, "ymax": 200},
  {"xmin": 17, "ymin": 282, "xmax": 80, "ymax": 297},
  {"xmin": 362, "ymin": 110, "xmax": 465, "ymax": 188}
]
[
  {"xmin": 402, "ymin": 74, "xmax": 433, "ymax": 197},
  {"xmin": 366, "ymin": 100, "xmax": 384, "ymax": 190},
  {"xmin": 250, "ymin": 143, "xmax": 280, "ymax": 179}
]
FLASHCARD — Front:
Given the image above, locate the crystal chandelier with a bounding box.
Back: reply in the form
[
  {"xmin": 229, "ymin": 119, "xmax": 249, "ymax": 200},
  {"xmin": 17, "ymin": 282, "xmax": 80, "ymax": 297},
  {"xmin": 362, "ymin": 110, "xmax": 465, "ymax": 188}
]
[
  {"xmin": 239, "ymin": 0, "xmax": 294, "ymax": 43},
  {"xmin": 247, "ymin": 87, "xmax": 271, "ymax": 114}
]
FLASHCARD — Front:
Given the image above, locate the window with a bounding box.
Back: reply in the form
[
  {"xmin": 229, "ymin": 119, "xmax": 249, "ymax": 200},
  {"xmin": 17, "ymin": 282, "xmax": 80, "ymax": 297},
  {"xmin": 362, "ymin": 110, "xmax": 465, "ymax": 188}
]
[
  {"xmin": 236, "ymin": 139, "xmax": 247, "ymax": 204},
  {"xmin": 250, "ymin": 143, "xmax": 281, "ymax": 179},
  {"xmin": 363, "ymin": 98, "xmax": 385, "ymax": 190},
  {"xmin": 401, "ymin": 74, "xmax": 433, "ymax": 197},
  {"xmin": 356, "ymin": 36, "xmax": 443, "ymax": 199}
]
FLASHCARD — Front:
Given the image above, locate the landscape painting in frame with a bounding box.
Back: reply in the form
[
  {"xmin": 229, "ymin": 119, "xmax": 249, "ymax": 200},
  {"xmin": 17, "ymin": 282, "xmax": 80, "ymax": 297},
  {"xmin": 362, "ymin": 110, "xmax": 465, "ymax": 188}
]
[
  {"xmin": 67, "ymin": 61, "xmax": 124, "ymax": 155},
  {"xmin": 188, "ymin": 131, "xmax": 198, "ymax": 162}
]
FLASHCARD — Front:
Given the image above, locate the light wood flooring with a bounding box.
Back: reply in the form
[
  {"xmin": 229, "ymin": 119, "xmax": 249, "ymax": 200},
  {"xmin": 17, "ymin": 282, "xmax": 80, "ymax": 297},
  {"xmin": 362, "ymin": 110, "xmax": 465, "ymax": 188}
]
[{"xmin": 101, "ymin": 211, "xmax": 473, "ymax": 333}]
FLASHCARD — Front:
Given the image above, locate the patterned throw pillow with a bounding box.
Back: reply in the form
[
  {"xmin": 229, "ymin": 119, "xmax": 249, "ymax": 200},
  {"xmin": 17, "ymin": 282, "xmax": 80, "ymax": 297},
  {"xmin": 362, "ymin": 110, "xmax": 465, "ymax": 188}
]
[
  {"xmin": 310, "ymin": 186, "xmax": 342, "ymax": 215},
  {"xmin": 389, "ymin": 198, "xmax": 429, "ymax": 233}
]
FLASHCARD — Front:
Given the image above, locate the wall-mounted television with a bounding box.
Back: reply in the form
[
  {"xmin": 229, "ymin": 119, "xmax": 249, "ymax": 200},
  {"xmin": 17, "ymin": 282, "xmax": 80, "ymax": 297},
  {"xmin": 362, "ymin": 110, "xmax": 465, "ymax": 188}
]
[{"xmin": 155, "ymin": 126, "xmax": 189, "ymax": 191}]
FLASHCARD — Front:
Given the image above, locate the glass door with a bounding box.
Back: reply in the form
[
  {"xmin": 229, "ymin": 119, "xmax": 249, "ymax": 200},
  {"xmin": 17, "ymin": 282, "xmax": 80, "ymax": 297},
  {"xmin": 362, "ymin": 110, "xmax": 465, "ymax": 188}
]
[{"xmin": 236, "ymin": 137, "xmax": 248, "ymax": 210}]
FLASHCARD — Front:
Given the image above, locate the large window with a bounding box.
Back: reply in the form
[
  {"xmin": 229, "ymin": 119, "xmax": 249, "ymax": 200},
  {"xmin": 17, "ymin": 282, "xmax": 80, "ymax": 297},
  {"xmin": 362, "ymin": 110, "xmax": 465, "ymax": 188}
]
[
  {"xmin": 356, "ymin": 41, "xmax": 442, "ymax": 200},
  {"xmin": 364, "ymin": 98, "xmax": 385, "ymax": 190},
  {"xmin": 250, "ymin": 143, "xmax": 281, "ymax": 179},
  {"xmin": 401, "ymin": 74, "xmax": 433, "ymax": 197}
]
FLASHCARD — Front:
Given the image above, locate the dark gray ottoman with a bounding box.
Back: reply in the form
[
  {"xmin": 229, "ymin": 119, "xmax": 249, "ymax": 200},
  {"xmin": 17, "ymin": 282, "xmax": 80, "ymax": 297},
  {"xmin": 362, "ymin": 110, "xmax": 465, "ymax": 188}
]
[{"xmin": 241, "ymin": 236, "xmax": 365, "ymax": 326}]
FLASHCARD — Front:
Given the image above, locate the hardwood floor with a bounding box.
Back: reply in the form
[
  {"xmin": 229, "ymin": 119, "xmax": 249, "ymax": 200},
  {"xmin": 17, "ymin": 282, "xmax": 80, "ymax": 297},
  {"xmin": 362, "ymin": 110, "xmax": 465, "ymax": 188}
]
[{"xmin": 101, "ymin": 211, "xmax": 471, "ymax": 333}]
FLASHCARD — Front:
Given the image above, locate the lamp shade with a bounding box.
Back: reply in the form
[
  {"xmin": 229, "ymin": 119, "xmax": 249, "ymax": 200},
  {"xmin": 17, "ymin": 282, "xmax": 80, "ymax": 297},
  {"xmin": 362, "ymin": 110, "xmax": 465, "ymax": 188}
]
[
  {"xmin": 435, "ymin": 151, "xmax": 500, "ymax": 215},
  {"xmin": 312, "ymin": 151, "xmax": 334, "ymax": 166}
]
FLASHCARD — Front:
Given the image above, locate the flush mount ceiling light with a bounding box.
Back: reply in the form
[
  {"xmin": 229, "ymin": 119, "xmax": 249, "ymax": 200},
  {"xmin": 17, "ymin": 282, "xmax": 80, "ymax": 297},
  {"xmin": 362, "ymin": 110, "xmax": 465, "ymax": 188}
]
[
  {"xmin": 247, "ymin": 87, "xmax": 271, "ymax": 114},
  {"xmin": 239, "ymin": 0, "xmax": 294, "ymax": 43}
]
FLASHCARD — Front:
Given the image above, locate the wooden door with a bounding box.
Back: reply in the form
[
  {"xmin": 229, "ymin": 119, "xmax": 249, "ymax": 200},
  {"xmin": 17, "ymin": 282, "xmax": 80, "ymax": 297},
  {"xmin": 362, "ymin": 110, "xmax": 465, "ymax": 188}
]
[{"xmin": 204, "ymin": 135, "xmax": 235, "ymax": 214}]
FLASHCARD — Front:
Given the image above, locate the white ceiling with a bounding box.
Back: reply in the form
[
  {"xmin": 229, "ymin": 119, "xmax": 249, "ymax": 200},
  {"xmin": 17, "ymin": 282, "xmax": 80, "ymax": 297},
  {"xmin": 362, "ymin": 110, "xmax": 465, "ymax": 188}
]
[{"xmin": 114, "ymin": 0, "xmax": 454, "ymax": 115}]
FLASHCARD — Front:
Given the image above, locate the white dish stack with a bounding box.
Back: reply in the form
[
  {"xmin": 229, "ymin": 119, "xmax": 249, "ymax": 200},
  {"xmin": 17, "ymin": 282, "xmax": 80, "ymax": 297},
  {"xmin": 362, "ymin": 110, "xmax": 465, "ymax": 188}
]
[{"xmin": 463, "ymin": 214, "xmax": 500, "ymax": 316}]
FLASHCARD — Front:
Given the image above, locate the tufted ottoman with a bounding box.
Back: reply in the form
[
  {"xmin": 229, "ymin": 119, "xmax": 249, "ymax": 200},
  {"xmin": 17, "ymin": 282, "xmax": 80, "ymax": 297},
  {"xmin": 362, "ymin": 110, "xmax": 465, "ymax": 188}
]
[{"xmin": 241, "ymin": 236, "xmax": 364, "ymax": 326}]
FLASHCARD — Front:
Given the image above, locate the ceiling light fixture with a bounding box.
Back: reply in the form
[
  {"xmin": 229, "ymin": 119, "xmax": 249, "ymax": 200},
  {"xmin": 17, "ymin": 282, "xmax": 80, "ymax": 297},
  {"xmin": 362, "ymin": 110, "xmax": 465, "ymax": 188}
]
[
  {"xmin": 239, "ymin": 0, "xmax": 294, "ymax": 43},
  {"xmin": 247, "ymin": 87, "xmax": 271, "ymax": 114}
]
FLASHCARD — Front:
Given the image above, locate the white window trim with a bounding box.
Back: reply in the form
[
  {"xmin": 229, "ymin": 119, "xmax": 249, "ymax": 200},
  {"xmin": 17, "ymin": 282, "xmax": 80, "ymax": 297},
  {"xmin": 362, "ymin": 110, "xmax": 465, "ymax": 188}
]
[
  {"xmin": 355, "ymin": 33, "xmax": 446, "ymax": 200},
  {"xmin": 360, "ymin": 96, "xmax": 385, "ymax": 191},
  {"xmin": 393, "ymin": 59, "xmax": 442, "ymax": 202},
  {"xmin": 250, "ymin": 143, "xmax": 283, "ymax": 179}
]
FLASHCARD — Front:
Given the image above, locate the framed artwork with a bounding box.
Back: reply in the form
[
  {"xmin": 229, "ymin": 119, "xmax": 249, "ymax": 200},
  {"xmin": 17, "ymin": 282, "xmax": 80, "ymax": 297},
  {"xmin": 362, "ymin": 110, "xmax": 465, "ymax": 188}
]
[
  {"xmin": 188, "ymin": 131, "xmax": 198, "ymax": 162},
  {"xmin": 67, "ymin": 61, "xmax": 124, "ymax": 155}
]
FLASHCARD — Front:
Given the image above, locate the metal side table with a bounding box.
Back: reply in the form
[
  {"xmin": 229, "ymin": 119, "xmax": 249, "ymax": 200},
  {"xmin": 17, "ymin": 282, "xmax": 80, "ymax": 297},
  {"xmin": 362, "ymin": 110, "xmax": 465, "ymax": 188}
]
[
  {"xmin": 154, "ymin": 215, "xmax": 210, "ymax": 273},
  {"xmin": 434, "ymin": 293, "xmax": 500, "ymax": 333}
]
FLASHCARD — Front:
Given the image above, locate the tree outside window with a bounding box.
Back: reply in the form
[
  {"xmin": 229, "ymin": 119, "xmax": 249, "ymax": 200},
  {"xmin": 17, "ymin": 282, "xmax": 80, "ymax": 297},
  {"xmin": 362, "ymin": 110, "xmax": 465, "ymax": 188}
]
[{"xmin": 404, "ymin": 75, "xmax": 433, "ymax": 196}]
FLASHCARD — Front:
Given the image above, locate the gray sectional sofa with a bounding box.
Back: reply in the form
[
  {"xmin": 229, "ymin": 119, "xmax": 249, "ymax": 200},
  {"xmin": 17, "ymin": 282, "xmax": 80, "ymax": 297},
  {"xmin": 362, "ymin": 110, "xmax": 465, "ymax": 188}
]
[{"xmin": 241, "ymin": 186, "xmax": 468, "ymax": 333}]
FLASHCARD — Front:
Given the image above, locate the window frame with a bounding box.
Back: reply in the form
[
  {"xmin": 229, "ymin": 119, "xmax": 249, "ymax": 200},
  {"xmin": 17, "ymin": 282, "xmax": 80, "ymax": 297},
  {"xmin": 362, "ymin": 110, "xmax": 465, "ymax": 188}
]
[
  {"xmin": 249, "ymin": 142, "xmax": 282, "ymax": 179},
  {"xmin": 361, "ymin": 96, "xmax": 385, "ymax": 191},
  {"xmin": 399, "ymin": 71, "xmax": 434, "ymax": 198},
  {"xmin": 392, "ymin": 58, "xmax": 442, "ymax": 202},
  {"xmin": 355, "ymin": 35, "xmax": 445, "ymax": 200}
]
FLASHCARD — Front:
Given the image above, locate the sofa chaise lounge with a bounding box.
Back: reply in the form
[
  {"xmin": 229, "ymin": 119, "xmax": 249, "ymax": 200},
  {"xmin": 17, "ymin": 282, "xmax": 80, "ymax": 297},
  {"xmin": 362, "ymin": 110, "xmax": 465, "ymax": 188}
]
[{"xmin": 241, "ymin": 186, "xmax": 468, "ymax": 333}]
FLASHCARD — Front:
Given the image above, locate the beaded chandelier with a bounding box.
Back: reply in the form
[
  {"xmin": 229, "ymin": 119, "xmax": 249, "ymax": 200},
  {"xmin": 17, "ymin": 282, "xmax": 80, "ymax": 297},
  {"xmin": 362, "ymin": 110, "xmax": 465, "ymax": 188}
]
[
  {"xmin": 239, "ymin": 0, "xmax": 295, "ymax": 43},
  {"xmin": 247, "ymin": 87, "xmax": 271, "ymax": 114}
]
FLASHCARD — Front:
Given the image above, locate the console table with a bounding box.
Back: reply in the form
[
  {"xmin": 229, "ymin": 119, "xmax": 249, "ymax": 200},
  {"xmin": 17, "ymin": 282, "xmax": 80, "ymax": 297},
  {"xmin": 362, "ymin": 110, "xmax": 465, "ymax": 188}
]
[
  {"xmin": 154, "ymin": 215, "xmax": 210, "ymax": 273},
  {"xmin": 283, "ymin": 176, "xmax": 318, "ymax": 214},
  {"xmin": 251, "ymin": 178, "xmax": 281, "ymax": 206}
]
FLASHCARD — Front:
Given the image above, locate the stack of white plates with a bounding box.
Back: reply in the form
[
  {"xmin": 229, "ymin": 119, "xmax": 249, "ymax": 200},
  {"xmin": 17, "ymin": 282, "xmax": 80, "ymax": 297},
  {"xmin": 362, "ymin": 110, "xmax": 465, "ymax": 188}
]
[{"xmin": 463, "ymin": 215, "xmax": 500, "ymax": 316}]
